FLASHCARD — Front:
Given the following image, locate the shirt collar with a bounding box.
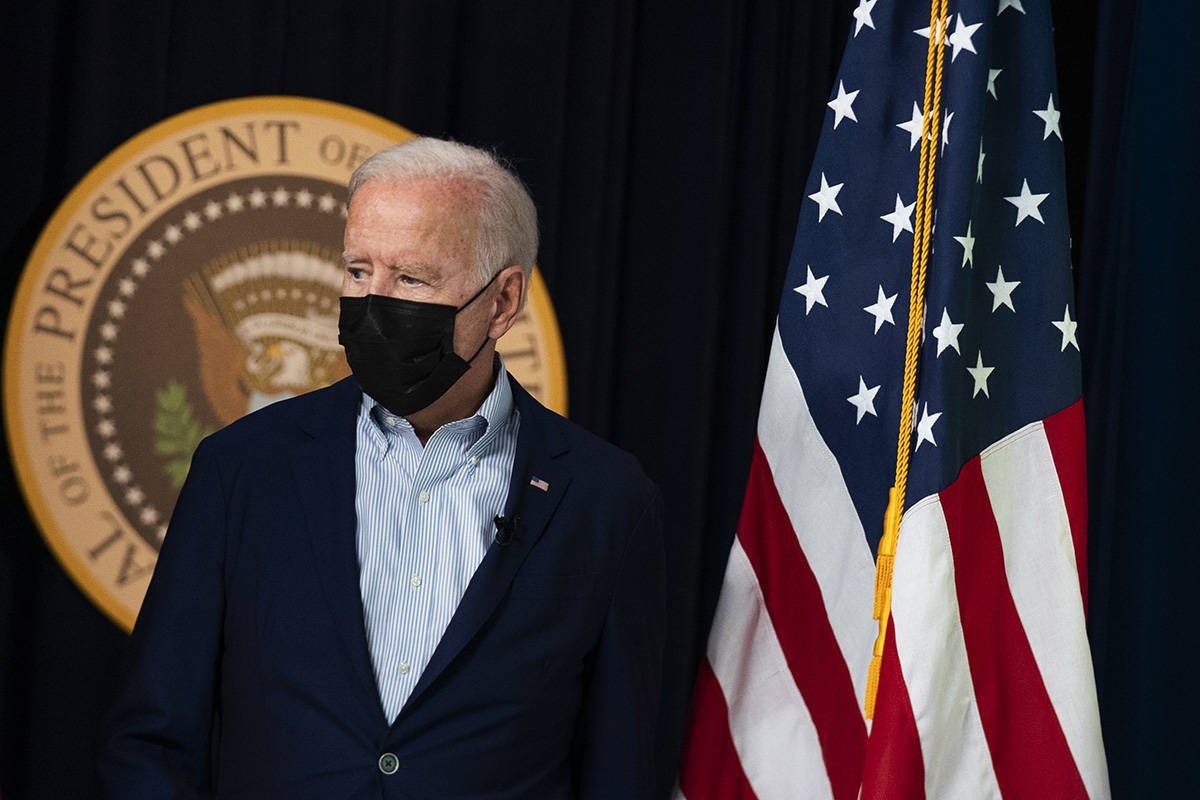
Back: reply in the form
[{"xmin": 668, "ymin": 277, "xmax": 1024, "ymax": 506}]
[{"xmin": 360, "ymin": 356, "xmax": 514, "ymax": 445}]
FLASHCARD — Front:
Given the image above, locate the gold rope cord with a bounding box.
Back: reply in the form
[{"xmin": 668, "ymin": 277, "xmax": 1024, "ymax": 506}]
[{"xmin": 864, "ymin": 0, "xmax": 949, "ymax": 719}]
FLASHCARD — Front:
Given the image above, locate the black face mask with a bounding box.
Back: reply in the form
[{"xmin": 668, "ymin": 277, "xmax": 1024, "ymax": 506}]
[{"xmin": 338, "ymin": 272, "xmax": 497, "ymax": 416}]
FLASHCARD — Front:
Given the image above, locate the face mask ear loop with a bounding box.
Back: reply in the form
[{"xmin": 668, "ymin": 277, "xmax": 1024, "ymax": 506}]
[
  {"xmin": 456, "ymin": 268, "xmax": 503, "ymax": 312},
  {"xmin": 457, "ymin": 269, "xmax": 503, "ymax": 367},
  {"xmin": 465, "ymin": 334, "xmax": 492, "ymax": 365}
]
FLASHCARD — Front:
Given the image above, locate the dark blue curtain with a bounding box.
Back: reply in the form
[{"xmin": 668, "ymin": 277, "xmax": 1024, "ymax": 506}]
[{"xmin": 1078, "ymin": 1, "xmax": 1198, "ymax": 796}]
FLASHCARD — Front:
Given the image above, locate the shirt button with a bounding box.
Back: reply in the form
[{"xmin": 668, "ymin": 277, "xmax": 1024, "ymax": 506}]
[
  {"xmin": 378, "ymin": 752, "xmax": 399, "ymax": 775},
  {"xmin": 387, "ymin": 417, "xmax": 398, "ymax": 427},
  {"xmin": 377, "ymin": 442, "xmax": 386, "ymax": 454},
  {"xmin": 398, "ymin": 661, "xmax": 410, "ymax": 675},
  {"xmin": 418, "ymin": 490, "xmax": 429, "ymax": 504},
  {"xmin": 410, "ymin": 575, "xmax": 422, "ymax": 588},
  {"xmin": 469, "ymin": 455, "xmax": 478, "ymax": 465}
]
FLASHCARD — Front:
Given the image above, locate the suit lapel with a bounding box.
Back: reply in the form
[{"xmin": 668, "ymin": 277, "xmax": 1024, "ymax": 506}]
[
  {"xmin": 290, "ymin": 378, "xmax": 387, "ymax": 726},
  {"xmin": 402, "ymin": 380, "xmax": 572, "ymax": 714}
]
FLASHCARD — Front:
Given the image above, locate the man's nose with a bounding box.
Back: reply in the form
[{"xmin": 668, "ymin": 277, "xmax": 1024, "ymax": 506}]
[{"xmin": 367, "ymin": 271, "xmax": 393, "ymax": 297}]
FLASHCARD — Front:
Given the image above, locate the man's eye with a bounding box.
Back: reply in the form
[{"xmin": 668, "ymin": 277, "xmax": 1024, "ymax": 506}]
[
  {"xmin": 399, "ymin": 275, "xmax": 424, "ymax": 286},
  {"xmin": 346, "ymin": 267, "xmax": 367, "ymax": 280}
]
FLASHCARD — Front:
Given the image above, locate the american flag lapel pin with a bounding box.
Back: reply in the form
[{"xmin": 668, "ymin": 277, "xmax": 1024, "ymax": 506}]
[{"xmin": 529, "ymin": 476, "xmax": 550, "ymax": 492}]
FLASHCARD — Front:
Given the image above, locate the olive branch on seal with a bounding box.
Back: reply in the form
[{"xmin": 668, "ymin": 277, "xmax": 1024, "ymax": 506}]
[{"xmin": 154, "ymin": 380, "xmax": 214, "ymax": 488}]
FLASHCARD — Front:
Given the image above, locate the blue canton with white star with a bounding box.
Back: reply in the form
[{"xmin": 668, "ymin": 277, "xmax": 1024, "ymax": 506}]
[{"xmin": 780, "ymin": 0, "xmax": 1079, "ymax": 554}]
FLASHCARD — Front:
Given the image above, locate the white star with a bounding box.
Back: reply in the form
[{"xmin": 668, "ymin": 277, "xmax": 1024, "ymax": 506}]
[
  {"xmin": 987, "ymin": 68, "xmax": 1002, "ymax": 99},
  {"xmin": 977, "ymin": 138, "xmax": 986, "ymax": 183},
  {"xmin": 140, "ymin": 506, "xmax": 160, "ymax": 525},
  {"xmin": 881, "ymin": 194, "xmax": 916, "ymax": 242},
  {"xmin": 1052, "ymin": 305, "xmax": 1079, "ymax": 351},
  {"xmin": 94, "ymin": 346, "xmax": 113, "ymax": 365},
  {"xmin": 793, "ymin": 265, "xmax": 829, "ymax": 314},
  {"xmin": 295, "ymin": 188, "xmax": 314, "ymax": 208},
  {"xmin": 272, "ymin": 187, "xmax": 290, "ymax": 207},
  {"xmin": 97, "ymin": 419, "xmax": 116, "ymax": 438},
  {"xmin": 319, "ymin": 193, "xmax": 337, "ymax": 212},
  {"xmin": 931, "ymin": 307, "xmax": 964, "ymax": 356},
  {"xmin": 225, "ymin": 192, "xmax": 245, "ymax": 212},
  {"xmin": 131, "ymin": 258, "xmax": 150, "ymax": 277},
  {"xmin": 897, "ymin": 102, "xmax": 926, "ymax": 151},
  {"xmin": 986, "ymin": 265, "xmax": 1021, "ymax": 311},
  {"xmin": 863, "ymin": 285, "xmax": 898, "ymax": 333},
  {"xmin": 107, "ymin": 299, "xmax": 126, "ymax": 319},
  {"xmin": 942, "ymin": 110, "xmax": 954, "ymax": 151},
  {"xmin": 997, "ymin": 0, "xmax": 1025, "ymax": 15},
  {"xmin": 104, "ymin": 443, "xmax": 123, "ymax": 462},
  {"xmin": 953, "ymin": 220, "xmax": 976, "ymax": 268},
  {"xmin": 967, "ymin": 351, "xmax": 995, "ymax": 398},
  {"xmin": 204, "ymin": 200, "xmax": 222, "ymax": 220},
  {"xmin": 91, "ymin": 370, "xmax": 111, "ymax": 389},
  {"xmin": 146, "ymin": 240, "xmax": 165, "ymax": 259},
  {"xmin": 163, "ymin": 224, "xmax": 182, "ymax": 244},
  {"xmin": 947, "ymin": 14, "xmax": 982, "ymax": 61},
  {"xmin": 100, "ymin": 322, "xmax": 118, "ymax": 341},
  {"xmin": 914, "ymin": 19, "xmax": 948, "ymax": 46},
  {"xmin": 125, "ymin": 486, "xmax": 144, "ymax": 505},
  {"xmin": 827, "ymin": 81, "xmax": 860, "ymax": 129},
  {"xmin": 112, "ymin": 465, "xmax": 131, "ymax": 484},
  {"xmin": 1005, "ymin": 178, "xmax": 1049, "ymax": 226},
  {"xmin": 118, "ymin": 278, "xmax": 137, "ymax": 297},
  {"xmin": 156, "ymin": 525, "xmax": 168, "ymax": 542},
  {"xmin": 853, "ymin": 0, "xmax": 877, "ymax": 36},
  {"xmin": 807, "ymin": 173, "xmax": 844, "ymax": 221},
  {"xmin": 914, "ymin": 402, "xmax": 943, "ymax": 451},
  {"xmin": 94, "ymin": 395, "xmax": 113, "ymax": 413},
  {"xmin": 183, "ymin": 211, "xmax": 202, "ymax": 231},
  {"xmin": 847, "ymin": 376, "xmax": 882, "ymax": 424},
  {"xmin": 1033, "ymin": 94, "xmax": 1063, "ymax": 140},
  {"xmin": 249, "ymin": 188, "xmax": 268, "ymax": 208}
]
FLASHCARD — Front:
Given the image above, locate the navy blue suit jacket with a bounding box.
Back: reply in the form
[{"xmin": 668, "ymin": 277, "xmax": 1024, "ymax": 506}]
[{"xmin": 99, "ymin": 376, "xmax": 665, "ymax": 799}]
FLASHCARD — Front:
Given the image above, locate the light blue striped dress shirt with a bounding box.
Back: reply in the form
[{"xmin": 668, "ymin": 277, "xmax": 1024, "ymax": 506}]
[{"xmin": 354, "ymin": 361, "xmax": 519, "ymax": 723}]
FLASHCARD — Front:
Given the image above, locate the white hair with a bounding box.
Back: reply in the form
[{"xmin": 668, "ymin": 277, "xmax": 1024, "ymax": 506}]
[{"xmin": 347, "ymin": 138, "xmax": 539, "ymax": 287}]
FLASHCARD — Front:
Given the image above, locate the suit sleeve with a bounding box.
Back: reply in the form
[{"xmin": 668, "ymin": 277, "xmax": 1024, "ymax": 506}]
[
  {"xmin": 572, "ymin": 483, "xmax": 667, "ymax": 800},
  {"xmin": 97, "ymin": 437, "xmax": 228, "ymax": 799}
]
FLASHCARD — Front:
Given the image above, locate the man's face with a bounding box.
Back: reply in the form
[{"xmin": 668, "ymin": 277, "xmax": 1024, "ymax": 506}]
[{"xmin": 342, "ymin": 178, "xmax": 493, "ymax": 359}]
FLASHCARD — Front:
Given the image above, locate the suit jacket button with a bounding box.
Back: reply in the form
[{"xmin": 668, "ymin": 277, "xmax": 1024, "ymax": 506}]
[{"xmin": 378, "ymin": 752, "xmax": 399, "ymax": 775}]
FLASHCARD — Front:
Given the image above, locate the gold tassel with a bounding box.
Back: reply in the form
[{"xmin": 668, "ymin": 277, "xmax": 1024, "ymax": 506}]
[{"xmin": 866, "ymin": 487, "xmax": 902, "ymax": 717}]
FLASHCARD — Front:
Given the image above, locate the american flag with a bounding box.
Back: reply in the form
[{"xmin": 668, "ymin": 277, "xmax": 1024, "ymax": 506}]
[{"xmin": 676, "ymin": 1, "xmax": 1109, "ymax": 798}]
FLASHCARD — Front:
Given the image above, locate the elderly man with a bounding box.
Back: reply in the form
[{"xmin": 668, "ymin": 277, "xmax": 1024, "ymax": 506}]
[{"xmin": 100, "ymin": 139, "xmax": 666, "ymax": 799}]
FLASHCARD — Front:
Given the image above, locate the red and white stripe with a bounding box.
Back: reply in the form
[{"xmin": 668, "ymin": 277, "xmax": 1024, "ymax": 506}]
[
  {"xmin": 677, "ymin": 329, "xmax": 1110, "ymax": 799},
  {"xmin": 863, "ymin": 401, "xmax": 1109, "ymax": 800},
  {"xmin": 677, "ymin": 328, "xmax": 877, "ymax": 800}
]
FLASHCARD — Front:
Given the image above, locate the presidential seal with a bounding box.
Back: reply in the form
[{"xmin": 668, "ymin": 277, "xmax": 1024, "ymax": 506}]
[{"xmin": 4, "ymin": 97, "xmax": 567, "ymax": 631}]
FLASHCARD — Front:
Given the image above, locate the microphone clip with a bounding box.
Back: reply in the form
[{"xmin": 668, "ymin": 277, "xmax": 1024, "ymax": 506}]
[{"xmin": 493, "ymin": 514, "xmax": 519, "ymax": 546}]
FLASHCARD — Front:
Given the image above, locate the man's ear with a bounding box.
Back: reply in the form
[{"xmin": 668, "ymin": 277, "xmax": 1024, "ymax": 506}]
[{"xmin": 487, "ymin": 265, "xmax": 527, "ymax": 340}]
